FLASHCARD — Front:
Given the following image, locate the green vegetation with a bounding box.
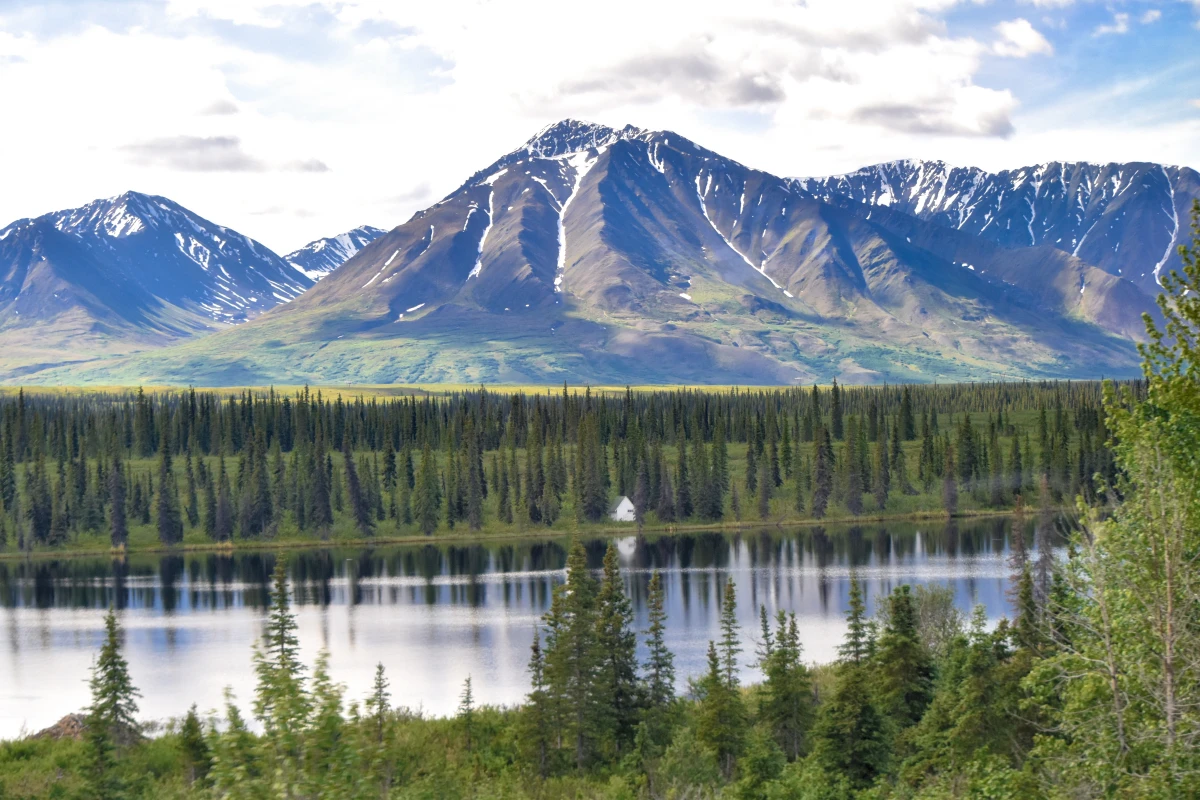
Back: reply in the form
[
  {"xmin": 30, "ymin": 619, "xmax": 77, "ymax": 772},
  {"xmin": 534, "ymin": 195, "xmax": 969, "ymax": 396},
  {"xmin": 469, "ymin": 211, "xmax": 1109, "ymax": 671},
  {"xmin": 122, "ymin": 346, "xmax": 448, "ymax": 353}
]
[{"xmin": 0, "ymin": 376, "xmax": 1120, "ymax": 558}]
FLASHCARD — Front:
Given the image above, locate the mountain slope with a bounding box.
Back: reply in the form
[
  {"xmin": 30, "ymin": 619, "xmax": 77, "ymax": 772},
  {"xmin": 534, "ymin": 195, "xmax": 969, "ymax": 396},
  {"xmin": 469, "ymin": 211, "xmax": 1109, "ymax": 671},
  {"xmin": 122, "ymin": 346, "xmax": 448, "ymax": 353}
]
[
  {"xmin": 285, "ymin": 225, "xmax": 386, "ymax": 280},
  {"xmin": 0, "ymin": 191, "xmax": 312, "ymax": 378},
  {"xmin": 794, "ymin": 160, "xmax": 1199, "ymax": 298},
  {"xmin": 35, "ymin": 121, "xmax": 1157, "ymax": 386}
]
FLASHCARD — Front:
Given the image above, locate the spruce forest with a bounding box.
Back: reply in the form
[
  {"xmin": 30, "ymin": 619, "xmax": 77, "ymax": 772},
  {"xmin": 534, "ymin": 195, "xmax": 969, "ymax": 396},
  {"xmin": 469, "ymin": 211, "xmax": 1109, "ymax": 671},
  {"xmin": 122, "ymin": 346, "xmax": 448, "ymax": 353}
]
[
  {"xmin": 0, "ymin": 214, "xmax": 1197, "ymax": 800},
  {"xmin": 0, "ymin": 377, "xmax": 1118, "ymax": 554}
]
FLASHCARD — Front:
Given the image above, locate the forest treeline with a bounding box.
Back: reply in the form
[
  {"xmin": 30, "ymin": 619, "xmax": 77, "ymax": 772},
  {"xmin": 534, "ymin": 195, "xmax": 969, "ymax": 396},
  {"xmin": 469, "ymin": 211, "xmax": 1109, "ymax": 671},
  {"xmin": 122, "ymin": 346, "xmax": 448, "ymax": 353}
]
[{"xmin": 0, "ymin": 375, "xmax": 1126, "ymax": 552}]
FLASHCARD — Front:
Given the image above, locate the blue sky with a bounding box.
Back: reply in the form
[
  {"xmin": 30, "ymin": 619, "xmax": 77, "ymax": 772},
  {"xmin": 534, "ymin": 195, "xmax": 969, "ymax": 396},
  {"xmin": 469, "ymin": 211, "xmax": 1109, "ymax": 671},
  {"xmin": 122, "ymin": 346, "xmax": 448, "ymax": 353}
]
[{"xmin": 1, "ymin": 0, "xmax": 1197, "ymax": 251}]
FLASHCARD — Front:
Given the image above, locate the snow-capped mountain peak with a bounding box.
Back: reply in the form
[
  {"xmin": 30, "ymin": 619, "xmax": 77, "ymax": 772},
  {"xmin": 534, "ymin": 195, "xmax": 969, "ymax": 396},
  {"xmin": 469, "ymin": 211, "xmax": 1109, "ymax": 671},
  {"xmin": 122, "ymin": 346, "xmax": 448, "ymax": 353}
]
[
  {"xmin": 285, "ymin": 225, "xmax": 387, "ymax": 280},
  {"xmin": 3, "ymin": 190, "xmax": 313, "ymax": 325},
  {"xmin": 516, "ymin": 119, "xmax": 644, "ymax": 161},
  {"xmin": 794, "ymin": 158, "xmax": 1196, "ymax": 295},
  {"xmin": 49, "ymin": 190, "xmax": 176, "ymax": 239}
]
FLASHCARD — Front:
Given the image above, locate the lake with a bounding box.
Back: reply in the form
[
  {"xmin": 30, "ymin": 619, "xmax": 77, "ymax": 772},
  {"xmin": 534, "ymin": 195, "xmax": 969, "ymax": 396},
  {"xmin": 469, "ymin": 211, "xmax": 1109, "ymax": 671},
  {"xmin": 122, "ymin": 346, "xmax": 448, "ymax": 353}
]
[{"xmin": 0, "ymin": 517, "xmax": 1057, "ymax": 738}]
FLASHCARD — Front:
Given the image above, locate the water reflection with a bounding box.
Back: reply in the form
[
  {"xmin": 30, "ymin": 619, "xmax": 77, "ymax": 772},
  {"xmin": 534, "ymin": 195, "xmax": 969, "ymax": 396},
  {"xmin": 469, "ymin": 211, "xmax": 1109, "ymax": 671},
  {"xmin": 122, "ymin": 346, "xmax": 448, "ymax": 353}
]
[{"xmin": 0, "ymin": 517, "xmax": 1056, "ymax": 738}]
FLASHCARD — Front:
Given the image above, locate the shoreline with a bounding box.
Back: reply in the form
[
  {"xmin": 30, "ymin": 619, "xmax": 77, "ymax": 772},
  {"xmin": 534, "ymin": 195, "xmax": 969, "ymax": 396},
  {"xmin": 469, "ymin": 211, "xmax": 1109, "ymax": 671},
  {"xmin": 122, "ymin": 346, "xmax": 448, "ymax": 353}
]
[{"xmin": 0, "ymin": 507, "xmax": 1040, "ymax": 563}]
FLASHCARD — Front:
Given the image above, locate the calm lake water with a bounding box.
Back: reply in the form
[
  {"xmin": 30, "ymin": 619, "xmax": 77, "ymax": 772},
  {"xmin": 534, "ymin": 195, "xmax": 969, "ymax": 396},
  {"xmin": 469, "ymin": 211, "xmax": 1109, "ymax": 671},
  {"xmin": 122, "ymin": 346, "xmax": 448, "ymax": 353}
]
[{"xmin": 0, "ymin": 517, "xmax": 1057, "ymax": 738}]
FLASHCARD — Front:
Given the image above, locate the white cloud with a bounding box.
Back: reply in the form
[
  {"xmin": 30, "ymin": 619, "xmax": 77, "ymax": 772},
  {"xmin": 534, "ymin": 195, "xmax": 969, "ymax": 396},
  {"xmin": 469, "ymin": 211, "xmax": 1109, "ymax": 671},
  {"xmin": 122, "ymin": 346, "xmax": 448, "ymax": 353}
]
[
  {"xmin": 992, "ymin": 18, "xmax": 1054, "ymax": 57},
  {"xmin": 1140, "ymin": 9, "xmax": 1162, "ymax": 24},
  {"xmin": 1093, "ymin": 12, "xmax": 1131, "ymax": 36},
  {"xmin": 0, "ymin": 0, "xmax": 1193, "ymax": 252}
]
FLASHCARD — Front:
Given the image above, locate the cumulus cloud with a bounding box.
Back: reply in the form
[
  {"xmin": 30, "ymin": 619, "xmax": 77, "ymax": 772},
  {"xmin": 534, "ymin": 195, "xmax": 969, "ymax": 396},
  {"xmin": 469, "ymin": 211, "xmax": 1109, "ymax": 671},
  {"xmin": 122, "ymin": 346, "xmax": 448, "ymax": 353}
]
[
  {"xmin": 386, "ymin": 183, "xmax": 433, "ymax": 205},
  {"xmin": 554, "ymin": 46, "xmax": 786, "ymax": 108},
  {"xmin": 284, "ymin": 158, "xmax": 330, "ymax": 173},
  {"xmin": 1093, "ymin": 12, "xmax": 1131, "ymax": 36},
  {"xmin": 199, "ymin": 99, "xmax": 239, "ymax": 115},
  {"xmin": 1141, "ymin": 9, "xmax": 1162, "ymax": 24},
  {"xmin": 250, "ymin": 205, "xmax": 316, "ymax": 217},
  {"xmin": 851, "ymin": 100, "xmax": 1014, "ymax": 137},
  {"xmin": 120, "ymin": 135, "xmax": 328, "ymax": 173},
  {"xmin": 993, "ymin": 18, "xmax": 1054, "ymax": 57},
  {"xmin": 121, "ymin": 135, "xmax": 267, "ymax": 171}
]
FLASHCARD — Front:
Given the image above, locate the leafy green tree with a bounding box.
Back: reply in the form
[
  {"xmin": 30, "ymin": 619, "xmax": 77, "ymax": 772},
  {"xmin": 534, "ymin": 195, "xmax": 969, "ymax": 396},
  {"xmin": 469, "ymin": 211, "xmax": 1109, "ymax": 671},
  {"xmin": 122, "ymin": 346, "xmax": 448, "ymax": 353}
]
[
  {"xmin": 657, "ymin": 725, "xmax": 720, "ymax": 797},
  {"xmin": 1032, "ymin": 202, "xmax": 1200, "ymax": 795}
]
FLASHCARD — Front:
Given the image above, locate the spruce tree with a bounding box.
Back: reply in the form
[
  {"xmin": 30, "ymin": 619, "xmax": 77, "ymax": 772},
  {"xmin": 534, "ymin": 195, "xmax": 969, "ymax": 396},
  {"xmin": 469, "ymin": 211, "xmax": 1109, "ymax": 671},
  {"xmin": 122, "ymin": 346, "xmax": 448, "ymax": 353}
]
[
  {"xmin": 179, "ymin": 704, "xmax": 211, "ymax": 784},
  {"xmin": 84, "ymin": 609, "xmax": 141, "ymax": 798},
  {"xmin": 760, "ymin": 610, "xmax": 813, "ymax": 761},
  {"xmin": 810, "ymin": 657, "xmax": 888, "ymax": 790},
  {"xmin": 811, "ymin": 426, "xmax": 833, "ymax": 519},
  {"xmin": 757, "ymin": 456, "xmax": 772, "ymax": 520},
  {"xmin": 365, "ymin": 662, "xmax": 391, "ymax": 744},
  {"xmin": 839, "ymin": 574, "xmax": 871, "ymax": 664},
  {"xmin": 694, "ymin": 641, "xmax": 746, "ymax": 779},
  {"xmin": 596, "ymin": 541, "xmax": 640, "ymax": 756},
  {"xmin": 458, "ymin": 676, "xmax": 475, "ymax": 754},
  {"xmin": 642, "ymin": 571, "xmax": 676, "ymax": 736},
  {"xmin": 718, "ymin": 577, "xmax": 741, "ymax": 689},
  {"xmin": 202, "ymin": 467, "xmax": 217, "ymax": 538},
  {"xmin": 342, "ymin": 440, "xmax": 373, "ymax": 535},
  {"xmin": 109, "ymin": 450, "xmax": 128, "ymax": 549},
  {"xmin": 523, "ymin": 628, "xmax": 553, "ymax": 778},
  {"xmin": 215, "ymin": 456, "xmax": 234, "ymax": 542},
  {"xmin": 542, "ymin": 539, "xmax": 601, "ymax": 770},
  {"xmin": 942, "ymin": 447, "xmax": 958, "ymax": 515},
  {"xmin": 873, "ymin": 585, "xmax": 933, "ymax": 730},
  {"xmin": 155, "ymin": 428, "xmax": 184, "ymax": 546},
  {"xmin": 900, "ymin": 386, "xmax": 916, "ymax": 440},
  {"xmin": 252, "ymin": 560, "xmax": 310, "ymax": 788},
  {"xmin": 413, "ymin": 443, "xmax": 440, "ymax": 536},
  {"xmin": 873, "ymin": 435, "xmax": 890, "ymax": 510},
  {"xmin": 656, "ymin": 468, "xmax": 676, "ymax": 522},
  {"xmin": 184, "ymin": 453, "xmax": 200, "ymax": 528},
  {"xmin": 831, "ymin": 379, "xmax": 844, "ymax": 440},
  {"xmin": 675, "ymin": 435, "xmax": 693, "ymax": 519}
]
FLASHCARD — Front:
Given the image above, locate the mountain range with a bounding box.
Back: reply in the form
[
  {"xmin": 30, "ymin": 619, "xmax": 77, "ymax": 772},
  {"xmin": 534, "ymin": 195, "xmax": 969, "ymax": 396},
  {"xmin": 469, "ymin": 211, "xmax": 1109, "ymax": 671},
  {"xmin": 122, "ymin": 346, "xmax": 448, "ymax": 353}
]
[{"xmin": 4, "ymin": 119, "xmax": 1195, "ymax": 385}]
